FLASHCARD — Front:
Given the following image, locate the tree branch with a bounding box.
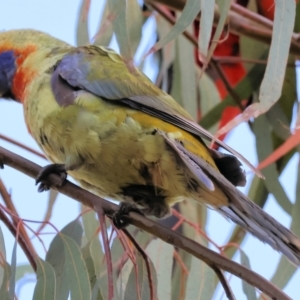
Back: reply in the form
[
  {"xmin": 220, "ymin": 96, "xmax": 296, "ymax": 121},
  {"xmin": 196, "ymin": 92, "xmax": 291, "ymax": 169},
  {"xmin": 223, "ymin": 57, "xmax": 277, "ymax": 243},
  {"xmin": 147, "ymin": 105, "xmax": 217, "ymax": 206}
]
[
  {"xmin": 146, "ymin": 0, "xmax": 300, "ymax": 55},
  {"xmin": 0, "ymin": 146, "xmax": 292, "ymax": 300},
  {"xmin": 211, "ymin": 264, "xmax": 236, "ymax": 300}
]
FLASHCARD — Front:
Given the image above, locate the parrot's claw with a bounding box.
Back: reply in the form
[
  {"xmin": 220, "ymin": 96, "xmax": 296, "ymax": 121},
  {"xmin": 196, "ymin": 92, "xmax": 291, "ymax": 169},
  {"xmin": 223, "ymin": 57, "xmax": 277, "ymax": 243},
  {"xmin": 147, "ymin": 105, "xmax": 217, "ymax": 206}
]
[
  {"xmin": 112, "ymin": 202, "xmax": 145, "ymax": 229},
  {"xmin": 36, "ymin": 164, "xmax": 67, "ymax": 192}
]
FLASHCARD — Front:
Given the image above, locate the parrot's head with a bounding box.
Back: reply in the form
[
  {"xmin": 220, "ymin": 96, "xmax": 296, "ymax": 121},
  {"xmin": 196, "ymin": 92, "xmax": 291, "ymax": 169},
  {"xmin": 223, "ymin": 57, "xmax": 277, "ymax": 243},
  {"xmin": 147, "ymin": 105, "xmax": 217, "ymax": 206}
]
[{"xmin": 0, "ymin": 29, "xmax": 69, "ymax": 102}]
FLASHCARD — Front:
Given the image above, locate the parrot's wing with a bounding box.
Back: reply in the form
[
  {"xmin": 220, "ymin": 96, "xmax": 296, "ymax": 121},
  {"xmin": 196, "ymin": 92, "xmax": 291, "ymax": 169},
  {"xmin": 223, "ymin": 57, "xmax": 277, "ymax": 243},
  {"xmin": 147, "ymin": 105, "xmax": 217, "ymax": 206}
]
[{"xmin": 53, "ymin": 45, "xmax": 260, "ymax": 176}]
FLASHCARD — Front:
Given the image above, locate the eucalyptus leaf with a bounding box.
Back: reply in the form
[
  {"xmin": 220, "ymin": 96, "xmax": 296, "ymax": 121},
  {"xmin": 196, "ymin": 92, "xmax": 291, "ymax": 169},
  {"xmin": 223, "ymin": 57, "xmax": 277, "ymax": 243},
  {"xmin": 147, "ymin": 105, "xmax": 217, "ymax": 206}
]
[
  {"xmin": 185, "ymin": 236, "xmax": 214, "ymax": 300},
  {"xmin": 259, "ymin": 0, "xmax": 296, "ymax": 111},
  {"xmin": 8, "ymin": 240, "xmax": 17, "ymax": 298},
  {"xmin": 0, "ymin": 262, "xmax": 12, "ymax": 300},
  {"xmin": 93, "ymin": 1, "xmax": 113, "ymax": 46},
  {"xmin": 146, "ymin": 239, "xmax": 173, "ymax": 300},
  {"xmin": 253, "ymin": 113, "xmax": 292, "ymax": 214},
  {"xmin": 124, "ymin": 253, "xmax": 155, "ymax": 300},
  {"xmin": 171, "ymin": 23, "xmax": 197, "ymax": 120},
  {"xmin": 108, "ymin": 0, "xmax": 132, "ymax": 60},
  {"xmin": 33, "ymin": 258, "xmax": 56, "ymax": 300},
  {"xmin": 98, "ymin": 236, "xmax": 121, "ymax": 300},
  {"xmin": 150, "ymin": 0, "xmax": 201, "ymax": 53},
  {"xmin": 46, "ymin": 220, "xmax": 83, "ymax": 299},
  {"xmin": 0, "ymin": 225, "xmax": 6, "ymax": 288},
  {"xmin": 82, "ymin": 242, "xmax": 98, "ymax": 293},
  {"xmin": 127, "ymin": 0, "xmax": 143, "ymax": 55},
  {"xmin": 240, "ymin": 250, "xmax": 256, "ymax": 300},
  {"xmin": 198, "ymin": 0, "xmax": 215, "ymax": 59},
  {"xmin": 207, "ymin": 0, "xmax": 231, "ymax": 62},
  {"xmin": 76, "ymin": 0, "xmax": 90, "ymax": 46},
  {"xmin": 268, "ymin": 154, "xmax": 300, "ymax": 291},
  {"xmin": 60, "ymin": 234, "xmax": 91, "ymax": 300},
  {"xmin": 15, "ymin": 264, "xmax": 34, "ymax": 282},
  {"xmin": 81, "ymin": 205, "xmax": 99, "ymax": 243}
]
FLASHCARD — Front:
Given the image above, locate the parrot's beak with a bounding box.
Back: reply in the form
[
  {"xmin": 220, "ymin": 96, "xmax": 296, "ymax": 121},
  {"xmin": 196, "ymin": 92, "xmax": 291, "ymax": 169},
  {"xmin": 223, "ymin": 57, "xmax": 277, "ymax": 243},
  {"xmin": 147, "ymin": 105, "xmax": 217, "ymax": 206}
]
[{"xmin": 0, "ymin": 91, "xmax": 17, "ymax": 102}]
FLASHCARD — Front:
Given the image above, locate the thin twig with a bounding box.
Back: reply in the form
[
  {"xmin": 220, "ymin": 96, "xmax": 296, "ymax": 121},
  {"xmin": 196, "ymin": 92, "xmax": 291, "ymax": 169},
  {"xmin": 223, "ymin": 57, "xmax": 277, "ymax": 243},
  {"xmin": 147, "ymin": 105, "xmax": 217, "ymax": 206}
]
[
  {"xmin": 115, "ymin": 229, "xmax": 136, "ymax": 262},
  {"xmin": 214, "ymin": 56, "xmax": 299, "ymax": 68},
  {"xmin": 231, "ymin": 3, "xmax": 300, "ymax": 42},
  {"xmin": 211, "ymin": 264, "xmax": 236, "ymax": 300},
  {"xmin": 213, "ymin": 56, "xmax": 269, "ymax": 65},
  {"xmin": 173, "ymin": 249, "xmax": 189, "ymax": 274},
  {"xmin": 0, "ymin": 204, "xmax": 36, "ymax": 271},
  {"xmin": 96, "ymin": 208, "xmax": 114, "ymax": 300},
  {"xmin": 122, "ymin": 228, "xmax": 155, "ymax": 300},
  {"xmin": 231, "ymin": 2, "xmax": 273, "ymax": 29},
  {"xmin": 0, "ymin": 178, "xmax": 37, "ymax": 268},
  {"xmin": 172, "ymin": 209, "xmax": 221, "ymax": 250},
  {"xmin": 210, "ymin": 60, "xmax": 243, "ymax": 109},
  {"xmin": 0, "ymin": 134, "xmax": 46, "ymax": 159},
  {"xmin": 0, "ymin": 146, "xmax": 291, "ymax": 300}
]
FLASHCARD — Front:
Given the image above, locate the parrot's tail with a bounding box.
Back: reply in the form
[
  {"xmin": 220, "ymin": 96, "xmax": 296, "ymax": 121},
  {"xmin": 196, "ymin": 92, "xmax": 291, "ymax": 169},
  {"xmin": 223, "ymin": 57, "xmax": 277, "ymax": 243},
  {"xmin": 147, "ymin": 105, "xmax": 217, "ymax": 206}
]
[
  {"xmin": 160, "ymin": 130, "xmax": 300, "ymax": 265},
  {"xmin": 207, "ymin": 150, "xmax": 300, "ymax": 261},
  {"xmin": 218, "ymin": 189, "xmax": 300, "ymax": 265},
  {"xmin": 204, "ymin": 154, "xmax": 300, "ymax": 265}
]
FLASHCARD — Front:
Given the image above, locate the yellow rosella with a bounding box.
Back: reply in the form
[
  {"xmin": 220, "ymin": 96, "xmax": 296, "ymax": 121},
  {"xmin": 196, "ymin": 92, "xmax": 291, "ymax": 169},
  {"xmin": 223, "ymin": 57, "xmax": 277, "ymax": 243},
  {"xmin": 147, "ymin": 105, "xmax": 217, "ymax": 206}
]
[{"xmin": 1, "ymin": 29, "xmax": 300, "ymax": 264}]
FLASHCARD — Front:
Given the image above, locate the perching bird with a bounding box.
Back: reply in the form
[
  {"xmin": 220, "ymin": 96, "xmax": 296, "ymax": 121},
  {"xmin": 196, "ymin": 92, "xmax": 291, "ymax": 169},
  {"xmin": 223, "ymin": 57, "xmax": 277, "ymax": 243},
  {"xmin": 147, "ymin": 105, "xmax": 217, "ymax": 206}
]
[{"xmin": 1, "ymin": 29, "xmax": 300, "ymax": 265}]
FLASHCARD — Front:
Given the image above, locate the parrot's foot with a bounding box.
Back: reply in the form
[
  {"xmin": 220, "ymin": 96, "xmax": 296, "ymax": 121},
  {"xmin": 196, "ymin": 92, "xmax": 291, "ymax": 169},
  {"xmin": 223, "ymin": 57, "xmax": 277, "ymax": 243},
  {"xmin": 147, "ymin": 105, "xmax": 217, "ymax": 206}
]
[
  {"xmin": 112, "ymin": 202, "xmax": 145, "ymax": 229},
  {"xmin": 36, "ymin": 164, "xmax": 67, "ymax": 192}
]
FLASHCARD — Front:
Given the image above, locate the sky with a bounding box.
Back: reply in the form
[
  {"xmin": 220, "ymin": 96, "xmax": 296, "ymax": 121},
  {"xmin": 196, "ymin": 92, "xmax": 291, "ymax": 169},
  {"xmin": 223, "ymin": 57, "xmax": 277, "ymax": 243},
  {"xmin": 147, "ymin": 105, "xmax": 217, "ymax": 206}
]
[{"xmin": 0, "ymin": 0, "xmax": 299, "ymax": 299}]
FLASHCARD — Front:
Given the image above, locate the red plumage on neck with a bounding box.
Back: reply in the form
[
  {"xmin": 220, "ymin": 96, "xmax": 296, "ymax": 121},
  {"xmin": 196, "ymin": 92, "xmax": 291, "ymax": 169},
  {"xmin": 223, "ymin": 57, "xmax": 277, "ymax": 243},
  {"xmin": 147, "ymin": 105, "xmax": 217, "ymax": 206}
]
[{"xmin": 0, "ymin": 44, "xmax": 37, "ymax": 102}]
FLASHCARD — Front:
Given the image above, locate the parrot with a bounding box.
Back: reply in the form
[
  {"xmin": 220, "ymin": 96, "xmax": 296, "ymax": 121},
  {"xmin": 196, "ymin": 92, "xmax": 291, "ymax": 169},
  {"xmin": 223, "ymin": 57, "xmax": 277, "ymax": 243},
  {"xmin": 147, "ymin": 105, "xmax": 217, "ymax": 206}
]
[{"xmin": 0, "ymin": 29, "xmax": 300, "ymax": 265}]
